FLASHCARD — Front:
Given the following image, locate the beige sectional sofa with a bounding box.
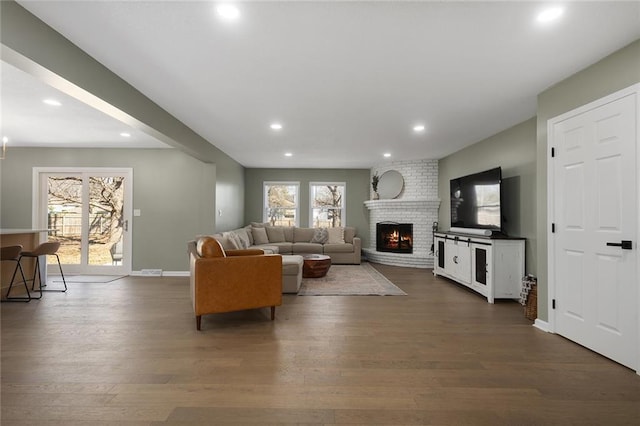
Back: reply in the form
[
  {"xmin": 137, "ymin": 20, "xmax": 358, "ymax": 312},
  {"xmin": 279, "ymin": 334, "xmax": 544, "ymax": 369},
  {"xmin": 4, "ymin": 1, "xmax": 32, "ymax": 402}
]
[{"xmin": 212, "ymin": 225, "xmax": 361, "ymax": 265}]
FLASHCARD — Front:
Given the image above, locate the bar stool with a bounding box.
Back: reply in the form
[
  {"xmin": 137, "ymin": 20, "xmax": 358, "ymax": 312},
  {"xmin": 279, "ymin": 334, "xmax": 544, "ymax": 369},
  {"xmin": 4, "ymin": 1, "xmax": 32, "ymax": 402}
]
[
  {"xmin": 20, "ymin": 241, "xmax": 67, "ymax": 298},
  {"xmin": 1, "ymin": 245, "xmax": 30, "ymax": 302}
]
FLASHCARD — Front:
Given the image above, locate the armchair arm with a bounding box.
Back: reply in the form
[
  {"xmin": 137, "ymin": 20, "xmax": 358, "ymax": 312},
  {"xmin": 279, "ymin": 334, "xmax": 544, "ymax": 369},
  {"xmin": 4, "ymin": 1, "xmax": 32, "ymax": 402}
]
[
  {"xmin": 352, "ymin": 237, "xmax": 362, "ymax": 252},
  {"xmin": 226, "ymin": 249, "xmax": 265, "ymax": 256}
]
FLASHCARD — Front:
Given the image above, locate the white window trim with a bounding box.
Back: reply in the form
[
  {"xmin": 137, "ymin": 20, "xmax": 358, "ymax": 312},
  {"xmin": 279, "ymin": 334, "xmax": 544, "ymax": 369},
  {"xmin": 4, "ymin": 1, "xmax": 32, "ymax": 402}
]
[
  {"xmin": 308, "ymin": 182, "xmax": 346, "ymax": 228},
  {"xmin": 263, "ymin": 181, "xmax": 300, "ymax": 226}
]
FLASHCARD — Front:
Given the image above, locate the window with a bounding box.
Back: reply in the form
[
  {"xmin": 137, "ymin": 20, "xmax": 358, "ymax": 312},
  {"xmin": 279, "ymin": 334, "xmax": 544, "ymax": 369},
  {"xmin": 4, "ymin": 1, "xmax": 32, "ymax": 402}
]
[
  {"xmin": 309, "ymin": 182, "xmax": 345, "ymax": 228},
  {"xmin": 263, "ymin": 182, "xmax": 299, "ymax": 226}
]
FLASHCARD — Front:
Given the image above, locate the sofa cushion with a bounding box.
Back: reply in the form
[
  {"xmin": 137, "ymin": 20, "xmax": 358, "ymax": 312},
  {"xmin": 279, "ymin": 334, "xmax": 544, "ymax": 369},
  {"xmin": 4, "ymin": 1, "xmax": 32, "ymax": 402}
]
[
  {"xmin": 272, "ymin": 242, "xmax": 293, "ymax": 254},
  {"xmin": 250, "ymin": 221, "xmax": 269, "ymax": 228},
  {"xmin": 294, "ymin": 227, "xmax": 315, "ymax": 243},
  {"xmin": 265, "ymin": 226, "xmax": 286, "ymax": 243},
  {"xmin": 282, "ymin": 255, "xmax": 303, "ymax": 275},
  {"xmin": 292, "ymin": 242, "xmax": 323, "ymax": 254},
  {"xmin": 252, "ymin": 227, "xmax": 270, "ymax": 245},
  {"xmin": 310, "ymin": 227, "xmax": 328, "ymax": 244},
  {"xmin": 344, "ymin": 227, "xmax": 356, "ymax": 244},
  {"xmin": 282, "ymin": 226, "xmax": 295, "ymax": 242},
  {"xmin": 249, "ymin": 245, "xmax": 279, "ymax": 254},
  {"xmin": 327, "ymin": 227, "xmax": 345, "ymax": 244},
  {"xmin": 323, "ymin": 243, "xmax": 354, "ymax": 253},
  {"xmin": 197, "ymin": 237, "xmax": 226, "ymax": 258}
]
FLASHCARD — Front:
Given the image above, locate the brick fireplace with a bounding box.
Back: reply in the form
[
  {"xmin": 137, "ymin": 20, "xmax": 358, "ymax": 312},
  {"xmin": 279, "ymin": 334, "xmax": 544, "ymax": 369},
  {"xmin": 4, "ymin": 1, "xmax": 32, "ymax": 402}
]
[{"xmin": 363, "ymin": 159, "xmax": 439, "ymax": 268}]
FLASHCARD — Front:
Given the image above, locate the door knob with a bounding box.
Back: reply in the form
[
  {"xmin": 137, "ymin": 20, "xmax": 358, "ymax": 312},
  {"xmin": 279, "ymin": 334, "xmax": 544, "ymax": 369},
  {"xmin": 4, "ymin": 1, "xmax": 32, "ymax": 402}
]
[{"xmin": 606, "ymin": 240, "xmax": 632, "ymax": 250}]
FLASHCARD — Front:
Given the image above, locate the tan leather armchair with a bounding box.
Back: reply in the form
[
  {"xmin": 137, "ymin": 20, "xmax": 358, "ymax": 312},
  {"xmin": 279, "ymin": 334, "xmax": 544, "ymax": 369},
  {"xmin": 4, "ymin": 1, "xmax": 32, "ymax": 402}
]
[{"xmin": 188, "ymin": 237, "xmax": 282, "ymax": 330}]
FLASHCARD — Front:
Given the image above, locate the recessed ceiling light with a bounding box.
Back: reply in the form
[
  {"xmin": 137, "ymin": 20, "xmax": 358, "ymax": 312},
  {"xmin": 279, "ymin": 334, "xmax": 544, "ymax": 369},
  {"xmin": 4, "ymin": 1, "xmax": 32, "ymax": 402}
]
[
  {"xmin": 216, "ymin": 4, "xmax": 240, "ymax": 20},
  {"xmin": 2, "ymin": 136, "xmax": 8, "ymax": 143},
  {"xmin": 43, "ymin": 99, "xmax": 62, "ymax": 106},
  {"xmin": 284, "ymin": 152, "xmax": 293, "ymax": 157},
  {"xmin": 120, "ymin": 132, "xmax": 131, "ymax": 138},
  {"xmin": 537, "ymin": 7, "xmax": 564, "ymax": 23},
  {"xmin": 413, "ymin": 125, "xmax": 425, "ymax": 132},
  {"xmin": 270, "ymin": 123, "xmax": 283, "ymax": 130},
  {"xmin": 383, "ymin": 153, "xmax": 391, "ymax": 158}
]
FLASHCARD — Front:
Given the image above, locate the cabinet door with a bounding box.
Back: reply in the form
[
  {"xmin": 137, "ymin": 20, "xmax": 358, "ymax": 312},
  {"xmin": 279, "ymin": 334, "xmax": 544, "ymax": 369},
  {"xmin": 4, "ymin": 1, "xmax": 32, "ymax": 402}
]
[
  {"xmin": 444, "ymin": 240, "xmax": 457, "ymax": 275},
  {"xmin": 473, "ymin": 245, "xmax": 490, "ymax": 285},
  {"xmin": 444, "ymin": 239, "xmax": 471, "ymax": 284},
  {"xmin": 471, "ymin": 244, "xmax": 492, "ymax": 300},
  {"xmin": 437, "ymin": 239, "xmax": 445, "ymax": 269},
  {"xmin": 454, "ymin": 240, "xmax": 471, "ymax": 283}
]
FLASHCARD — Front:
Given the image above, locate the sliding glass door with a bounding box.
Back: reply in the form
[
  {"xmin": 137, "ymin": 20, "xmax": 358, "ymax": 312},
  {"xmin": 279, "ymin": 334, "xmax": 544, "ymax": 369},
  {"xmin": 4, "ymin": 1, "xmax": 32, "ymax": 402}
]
[{"xmin": 34, "ymin": 168, "xmax": 132, "ymax": 275}]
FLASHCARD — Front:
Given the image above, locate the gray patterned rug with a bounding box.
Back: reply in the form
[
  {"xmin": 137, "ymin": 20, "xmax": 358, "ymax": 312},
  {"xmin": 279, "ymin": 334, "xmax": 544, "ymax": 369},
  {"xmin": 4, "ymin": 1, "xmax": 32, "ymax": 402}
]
[{"xmin": 298, "ymin": 263, "xmax": 407, "ymax": 296}]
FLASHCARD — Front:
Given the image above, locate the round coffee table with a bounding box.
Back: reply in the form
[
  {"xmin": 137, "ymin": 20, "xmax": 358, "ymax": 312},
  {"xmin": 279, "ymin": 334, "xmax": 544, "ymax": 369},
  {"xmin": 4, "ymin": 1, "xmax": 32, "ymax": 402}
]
[{"xmin": 302, "ymin": 254, "xmax": 332, "ymax": 278}]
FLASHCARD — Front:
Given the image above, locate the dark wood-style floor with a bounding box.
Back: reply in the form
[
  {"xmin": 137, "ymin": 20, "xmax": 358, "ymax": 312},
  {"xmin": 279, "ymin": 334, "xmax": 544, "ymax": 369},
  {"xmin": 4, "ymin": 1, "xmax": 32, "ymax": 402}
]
[{"xmin": 1, "ymin": 263, "xmax": 639, "ymax": 425}]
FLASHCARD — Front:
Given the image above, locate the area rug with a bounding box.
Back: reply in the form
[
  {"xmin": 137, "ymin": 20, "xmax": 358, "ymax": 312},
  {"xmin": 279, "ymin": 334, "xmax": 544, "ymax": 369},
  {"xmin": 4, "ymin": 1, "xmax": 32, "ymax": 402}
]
[
  {"xmin": 298, "ymin": 263, "xmax": 407, "ymax": 296},
  {"xmin": 51, "ymin": 275, "xmax": 126, "ymax": 283}
]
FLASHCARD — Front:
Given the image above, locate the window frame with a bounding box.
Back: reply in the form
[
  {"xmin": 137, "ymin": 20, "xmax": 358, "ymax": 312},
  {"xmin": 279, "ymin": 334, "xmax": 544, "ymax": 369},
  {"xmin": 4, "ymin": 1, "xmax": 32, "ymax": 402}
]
[
  {"xmin": 263, "ymin": 181, "xmax": 300, "ymax": 226},
  {"xmin": 308, "ymin": 182, "xmax": 346, "ymax": 228}
]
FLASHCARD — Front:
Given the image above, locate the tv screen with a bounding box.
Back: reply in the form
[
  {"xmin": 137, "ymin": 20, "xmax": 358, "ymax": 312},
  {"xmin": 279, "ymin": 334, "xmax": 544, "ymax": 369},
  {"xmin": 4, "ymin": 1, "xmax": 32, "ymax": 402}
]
[{"xmin": 450, "ymin": 167, "xmax": 502, "ymax": 232}]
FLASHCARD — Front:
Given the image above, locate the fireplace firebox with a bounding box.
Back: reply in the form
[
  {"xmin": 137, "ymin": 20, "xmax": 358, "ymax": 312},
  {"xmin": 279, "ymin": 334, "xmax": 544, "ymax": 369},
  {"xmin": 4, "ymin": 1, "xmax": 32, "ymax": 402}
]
[{"xmin": 376, "ymin": 222, "xmax": 413, "ymax": 253}]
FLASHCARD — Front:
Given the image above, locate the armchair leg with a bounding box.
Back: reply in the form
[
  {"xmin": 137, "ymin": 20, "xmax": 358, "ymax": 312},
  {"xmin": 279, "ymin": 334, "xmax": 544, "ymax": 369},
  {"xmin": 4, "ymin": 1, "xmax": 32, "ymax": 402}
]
[
  {"xmin": 270, "ymin": 306, "xmax": 276, "ymax": 321},
  {"xmin": 196, "ymin": 315, "xmax": 202, "ymax": 331}
]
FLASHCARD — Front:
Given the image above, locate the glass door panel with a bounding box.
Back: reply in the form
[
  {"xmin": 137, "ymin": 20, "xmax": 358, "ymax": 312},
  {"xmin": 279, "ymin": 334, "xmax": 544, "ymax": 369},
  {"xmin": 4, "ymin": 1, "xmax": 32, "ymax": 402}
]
[
  {"xmin": 47, "ymin": 175, "xmax": 82, "ymax": 265},
  {"xmin": 88, "ymin": 176, "xmax": 124, "ymax": 266}
]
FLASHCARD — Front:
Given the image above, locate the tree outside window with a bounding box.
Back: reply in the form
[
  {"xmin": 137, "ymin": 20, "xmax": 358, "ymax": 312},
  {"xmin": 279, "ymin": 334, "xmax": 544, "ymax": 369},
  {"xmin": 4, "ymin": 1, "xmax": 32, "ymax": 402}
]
[
  {"xmin": 310, "ymin": 183, "xmax": 345, "ymax": 228},
  {"xmin": 264, "ymin": 182, "xmax": 299, "ymax": 226}
]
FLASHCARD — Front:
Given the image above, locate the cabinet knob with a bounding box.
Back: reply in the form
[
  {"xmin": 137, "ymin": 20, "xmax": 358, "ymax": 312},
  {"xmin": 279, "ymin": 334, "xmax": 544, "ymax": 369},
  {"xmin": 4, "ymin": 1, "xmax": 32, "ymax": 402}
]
[{"xmin": 453, "ymin": 255, "xmax": 458, "ymax": 264}]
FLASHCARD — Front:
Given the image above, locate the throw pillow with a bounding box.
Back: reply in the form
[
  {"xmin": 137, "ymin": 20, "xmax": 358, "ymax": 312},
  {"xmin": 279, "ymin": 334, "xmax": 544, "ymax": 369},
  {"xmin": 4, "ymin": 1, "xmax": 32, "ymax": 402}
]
[
  {"xmin": 310, "ymin": 227, "xmax": 328, "ymax": 244},
  {"xmin": 326, "ymin": 227, "xmax": 345, "ymax": 244},
  {"xmin": 234, "ymin": 230, "xmax": 251, "ymax": 249},
  {"xmin": 230, "ymin": 232, "xmax": 245, "ymax": 249},
  {"xmin": 197, "ymin": 237, "xmax": 226, "ymax": 258},
  {"xmin": 250, "ymin": 221, "xmax": 269, "ymax": 228},
  {"xmin": 252, "ymin": 226, "xmax": 269, "ymax": 245},
  {"xmin": 221, "ymin": 232, "xmax": 240, "ymax": 250},
  {"xmin": 265, "ymin": 226, "xmax": 285, "ymax": 243}
]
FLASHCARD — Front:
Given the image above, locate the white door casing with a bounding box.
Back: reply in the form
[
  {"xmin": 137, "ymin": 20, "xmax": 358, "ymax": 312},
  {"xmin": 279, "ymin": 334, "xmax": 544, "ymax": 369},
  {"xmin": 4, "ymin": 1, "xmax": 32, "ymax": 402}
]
[{"xmin": 548, "ymin": 84, "xmax": 639, "ymax": 373}]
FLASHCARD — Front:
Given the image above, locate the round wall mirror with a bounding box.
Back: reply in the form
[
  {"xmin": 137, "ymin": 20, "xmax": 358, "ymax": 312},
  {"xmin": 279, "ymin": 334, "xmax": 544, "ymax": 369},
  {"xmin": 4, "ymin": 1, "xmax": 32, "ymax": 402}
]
[{"xmin": 377, "ymin": 170, "xmax": 404, "ymax": 199}]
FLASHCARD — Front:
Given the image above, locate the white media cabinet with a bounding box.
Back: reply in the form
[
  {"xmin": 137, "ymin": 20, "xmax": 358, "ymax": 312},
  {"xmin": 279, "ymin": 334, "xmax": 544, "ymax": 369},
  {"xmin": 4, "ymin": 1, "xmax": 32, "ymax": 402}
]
[{"xmin": 433, "ymin": 232, "xmax": 525, "ymax": 303}]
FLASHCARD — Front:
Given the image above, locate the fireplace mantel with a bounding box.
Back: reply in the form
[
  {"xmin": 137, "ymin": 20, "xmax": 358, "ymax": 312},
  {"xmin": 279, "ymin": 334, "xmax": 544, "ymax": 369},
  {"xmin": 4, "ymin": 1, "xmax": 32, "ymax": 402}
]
[{"xmin": 364, "ymin": 199, "xmax": 440, "ymax": 210}]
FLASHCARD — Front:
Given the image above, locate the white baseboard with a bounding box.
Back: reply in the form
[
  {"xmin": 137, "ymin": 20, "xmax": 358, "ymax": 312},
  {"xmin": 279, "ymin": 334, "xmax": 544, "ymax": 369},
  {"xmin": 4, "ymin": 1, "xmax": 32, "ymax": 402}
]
[
  {"xmin": 131, "ymin": 270, "xmax": 189, "ymax": 277},
  {"xmin": 162, "ymin": 271, "xmax": 189, "ymax": 277},
  {"xmin": 533, "ymin": 318, "xmax": 550, "ymax": 332}
]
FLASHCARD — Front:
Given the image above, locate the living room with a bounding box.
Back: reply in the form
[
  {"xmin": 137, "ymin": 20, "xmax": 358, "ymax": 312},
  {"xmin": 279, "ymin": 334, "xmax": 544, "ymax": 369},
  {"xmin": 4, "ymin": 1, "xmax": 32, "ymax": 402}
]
[{"xmin": 1, "ymin": 1, "xmax": 640, "ymax": 423}]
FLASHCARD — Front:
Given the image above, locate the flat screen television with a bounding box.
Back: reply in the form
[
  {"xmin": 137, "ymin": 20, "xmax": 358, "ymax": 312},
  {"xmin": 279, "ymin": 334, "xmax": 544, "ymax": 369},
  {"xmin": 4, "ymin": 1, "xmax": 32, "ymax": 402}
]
[{"xmin": 450, "ymin": 167, "xmax": 502, "ymax": 235}]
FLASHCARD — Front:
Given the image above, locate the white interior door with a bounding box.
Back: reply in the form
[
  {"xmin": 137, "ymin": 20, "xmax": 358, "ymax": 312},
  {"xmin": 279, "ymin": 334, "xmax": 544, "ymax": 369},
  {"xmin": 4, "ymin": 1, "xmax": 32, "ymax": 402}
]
[
  {"xmin": 549, "ymin": 88, "xmax": 638, "ymax": 371},
  {"xmin": 34, "ymin": 167, "xmax": 132, "ymax": 276}
]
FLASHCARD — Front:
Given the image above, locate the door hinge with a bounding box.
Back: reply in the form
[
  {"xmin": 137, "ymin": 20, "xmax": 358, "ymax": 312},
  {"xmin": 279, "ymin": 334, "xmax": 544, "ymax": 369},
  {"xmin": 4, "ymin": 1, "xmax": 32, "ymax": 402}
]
[
  {"xmin": 552, "ymin": 299, "xmax": 556, "ymax": 309},
  {"xmin": 551, "ymin": 147, "xmax": 555, "ymax": 157},
  {"xmin": 551, "ymin": 223, "xmax": 555, "ymax": 233}
]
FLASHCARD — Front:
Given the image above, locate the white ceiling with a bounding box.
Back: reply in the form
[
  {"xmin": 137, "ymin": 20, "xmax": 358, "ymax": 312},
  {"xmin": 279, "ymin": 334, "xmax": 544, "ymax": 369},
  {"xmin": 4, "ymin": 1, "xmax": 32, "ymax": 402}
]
[{"xmin": 3, "ymin": 1, "xmax": 640, "ymax": 168}]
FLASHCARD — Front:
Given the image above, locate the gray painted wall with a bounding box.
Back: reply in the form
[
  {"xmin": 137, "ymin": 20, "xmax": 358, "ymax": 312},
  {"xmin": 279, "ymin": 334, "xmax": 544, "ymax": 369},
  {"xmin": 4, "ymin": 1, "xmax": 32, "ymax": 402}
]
[
  {"xmin": 536, "ymin": 39, "xmax": 640, "ymax": 321},
  {"xmin": 244, "ymin": 169, "xmax": 371, "ymax": 247},
  {"xmin": 438, "ymin": 118, "xmax": 537, "ymax": 275},
  {"xmin": 0, "ymin": 148, "xmax": 219, "ymax": 271}
]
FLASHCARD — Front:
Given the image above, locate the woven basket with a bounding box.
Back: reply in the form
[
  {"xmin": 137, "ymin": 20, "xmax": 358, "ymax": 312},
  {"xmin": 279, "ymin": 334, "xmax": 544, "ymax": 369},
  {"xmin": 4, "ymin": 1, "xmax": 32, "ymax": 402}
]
[{"xmin": 524, "ymin": 283, "xmax": 537, "ymax": 321}]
